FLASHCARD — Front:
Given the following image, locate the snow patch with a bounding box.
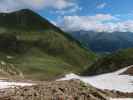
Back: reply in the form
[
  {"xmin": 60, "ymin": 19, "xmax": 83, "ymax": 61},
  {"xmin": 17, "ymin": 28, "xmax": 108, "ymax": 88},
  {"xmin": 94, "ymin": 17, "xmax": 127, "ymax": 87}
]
[
  {"xmin": 0, "ymin": 80, "xmax": 33, "ymax": 89},
  {"xmin": 59, "ymin": 66, "xmax": 133, "ymax": 92},
  {"xmin": 110, "ymin": 98, "xmax": 133, "ymax": 100}
]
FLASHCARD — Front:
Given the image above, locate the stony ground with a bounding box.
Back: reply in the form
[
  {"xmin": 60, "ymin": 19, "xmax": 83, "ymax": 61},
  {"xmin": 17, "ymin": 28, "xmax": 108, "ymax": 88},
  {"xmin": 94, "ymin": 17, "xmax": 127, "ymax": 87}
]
[
  {"xmin": 0, "ymin": 80, "xmax": 132, "ymax": 100},
  {"xmin": 122, "ymin": 66, "xmax": 133, "ymax": 75}
]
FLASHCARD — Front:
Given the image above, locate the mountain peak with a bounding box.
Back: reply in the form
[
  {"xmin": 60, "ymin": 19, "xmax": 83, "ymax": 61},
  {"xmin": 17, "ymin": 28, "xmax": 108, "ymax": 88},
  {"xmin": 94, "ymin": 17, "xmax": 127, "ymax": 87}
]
[
  {"xmin": 0, "ymin": 9, "xmax": 56, "ymax": 30},
  {"xmin": 14, "ymin": 9, "xmax": 38, "ymax": 15},
  {"xmin": 17, "ymin": 9, "xmax": 33, "ymax": 12}
]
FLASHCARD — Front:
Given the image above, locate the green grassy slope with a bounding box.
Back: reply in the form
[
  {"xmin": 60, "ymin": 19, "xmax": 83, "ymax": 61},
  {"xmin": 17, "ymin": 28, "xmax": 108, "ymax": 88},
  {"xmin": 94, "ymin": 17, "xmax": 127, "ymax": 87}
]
[
  {"xmin": 0, "ymin": 9, "xmax": 96, "ymax": 80},
  {"xmin": 82, "ymin": 48, "xmax": 133, "ymax": 76}
]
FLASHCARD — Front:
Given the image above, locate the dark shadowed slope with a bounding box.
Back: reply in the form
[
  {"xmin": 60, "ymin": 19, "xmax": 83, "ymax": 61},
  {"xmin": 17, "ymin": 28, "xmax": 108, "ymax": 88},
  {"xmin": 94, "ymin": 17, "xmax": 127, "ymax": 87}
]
[{"xmin": 82, "ymin": 48, "xmax": 133, "ymax": 76}]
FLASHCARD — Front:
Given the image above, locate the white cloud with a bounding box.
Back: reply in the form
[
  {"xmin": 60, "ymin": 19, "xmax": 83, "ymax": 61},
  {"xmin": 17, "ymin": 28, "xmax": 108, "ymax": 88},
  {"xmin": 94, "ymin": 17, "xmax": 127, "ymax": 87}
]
[
  {"xmin": 58, "ymin": 14, "xmax": 133, "ymax": 32},
  {"xmin": 115, "ymin": 20, "xmax": 133, "ymax": 32},
  {"xmin": 97, "ymin": 3, "xmax": 107, "ymax": 9},
  {"xmin": 44, "ymin": 0, "xmax": 76, "ymax": 10},
  {"xmin": 0, "ymin": 0, "xmax": 77, "ymax": 12},
  {"xmin": 52, "ymin": 5, "xmax": 82, "ymax": 15}
]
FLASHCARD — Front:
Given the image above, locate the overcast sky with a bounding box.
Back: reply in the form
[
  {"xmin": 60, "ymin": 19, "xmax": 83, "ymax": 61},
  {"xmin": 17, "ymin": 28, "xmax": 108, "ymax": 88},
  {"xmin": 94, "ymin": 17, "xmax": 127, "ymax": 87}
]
[{"xmin": 0, "ymin": 0, "xmax": 133, "ymax": 32}]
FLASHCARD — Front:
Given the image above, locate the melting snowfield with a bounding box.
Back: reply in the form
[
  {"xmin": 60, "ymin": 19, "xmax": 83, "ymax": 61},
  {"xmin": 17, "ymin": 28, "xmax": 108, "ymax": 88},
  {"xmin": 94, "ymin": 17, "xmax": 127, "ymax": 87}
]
[
  {"xmin": 59, "ymin": 66, "xmax": 133, "ymax": 93},
  {"xmin": 0, "ymin": 66, "xmax": 131, "ymax": 93},
  {"xmin": 0, "ymin": 67, "xmax": 131, "ymax": 100}
]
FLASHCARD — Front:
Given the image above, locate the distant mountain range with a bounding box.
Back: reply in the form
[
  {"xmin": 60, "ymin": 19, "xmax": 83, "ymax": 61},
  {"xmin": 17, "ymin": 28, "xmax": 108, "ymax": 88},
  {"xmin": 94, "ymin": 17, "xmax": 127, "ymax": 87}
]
[
  {"xmin": 0, "ymin": 9, "xmax": 96, "ymax": 80},
  {"xmin": 69, "ymin": 31, "xmax": 133, "ymax": 53}
]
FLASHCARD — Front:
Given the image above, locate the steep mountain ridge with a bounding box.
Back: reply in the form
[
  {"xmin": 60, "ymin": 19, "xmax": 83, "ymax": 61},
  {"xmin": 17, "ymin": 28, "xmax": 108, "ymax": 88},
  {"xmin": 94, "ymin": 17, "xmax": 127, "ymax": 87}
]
[{"xmin": 0, "ymin": 9, "xmax": 96, "ymax": 80}]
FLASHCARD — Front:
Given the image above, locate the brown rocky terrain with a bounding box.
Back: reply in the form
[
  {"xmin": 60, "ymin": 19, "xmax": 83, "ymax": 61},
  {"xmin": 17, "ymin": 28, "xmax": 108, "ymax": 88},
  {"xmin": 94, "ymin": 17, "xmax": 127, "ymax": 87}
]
[
  {"xmin": 0, "ymin": 79, "xmax": 132, "ymax": 100},
  {"xmin": 122, "ymin": 66, "xmax": 133, "ymax": 75}
]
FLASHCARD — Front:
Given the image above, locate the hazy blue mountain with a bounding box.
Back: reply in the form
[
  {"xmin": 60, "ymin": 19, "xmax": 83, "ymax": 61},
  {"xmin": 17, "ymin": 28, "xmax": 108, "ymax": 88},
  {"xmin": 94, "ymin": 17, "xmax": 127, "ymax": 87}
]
[{"xmin": 70, "ymin": 31, "xmax": 133, "ymax": 53}]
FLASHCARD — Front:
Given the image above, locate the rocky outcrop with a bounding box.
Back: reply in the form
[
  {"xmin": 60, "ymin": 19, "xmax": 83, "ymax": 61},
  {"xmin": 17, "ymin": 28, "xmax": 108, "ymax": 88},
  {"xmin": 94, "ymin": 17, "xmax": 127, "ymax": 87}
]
[
  {"xmin": 0, "ymin": 80, "xmax": 111, "ymax": 100},
  {"xmin": 0, "ymin": 79, "xmax": 132, "ymax": 100},
  {"xmin": 121, "ymin": 65, "xmax": 133, "ymax": 75}
]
